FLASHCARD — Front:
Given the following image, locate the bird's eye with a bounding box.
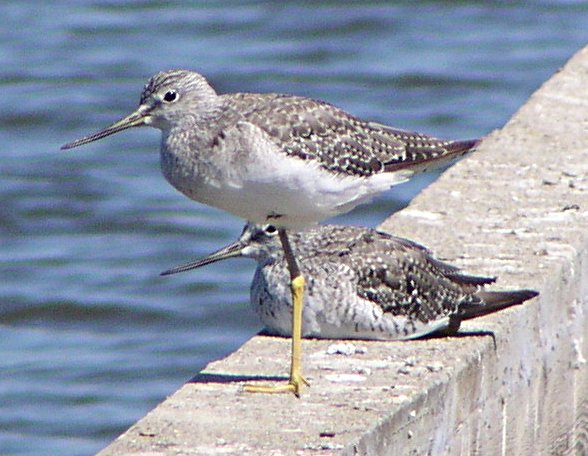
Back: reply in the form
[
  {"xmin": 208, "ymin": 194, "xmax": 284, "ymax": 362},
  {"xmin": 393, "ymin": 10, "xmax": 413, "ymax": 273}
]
[
  {"xmin": 163, "ymin": 90, "xmax": 178, "ymax": 103},
  {"xmin": 265, "ymin": 225, "xmax": 277, "ymax": 234}
]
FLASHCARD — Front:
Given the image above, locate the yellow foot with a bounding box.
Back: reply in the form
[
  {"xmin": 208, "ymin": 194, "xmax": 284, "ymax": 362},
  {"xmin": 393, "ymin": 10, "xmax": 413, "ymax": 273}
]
[{"xmin": 243, "ymin": 373, "xmax": 309, "ymax": 397}]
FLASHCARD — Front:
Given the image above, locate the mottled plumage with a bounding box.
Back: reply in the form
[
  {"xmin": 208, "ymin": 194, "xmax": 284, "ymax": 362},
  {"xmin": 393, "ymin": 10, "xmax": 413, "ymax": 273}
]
[
  {"xmin": 222, "ymin": 92, "xmax": 475, "ymax": 177},
  {"xmin": 162, "ymin": 224, "xmax": 538, "ymax": 340}
]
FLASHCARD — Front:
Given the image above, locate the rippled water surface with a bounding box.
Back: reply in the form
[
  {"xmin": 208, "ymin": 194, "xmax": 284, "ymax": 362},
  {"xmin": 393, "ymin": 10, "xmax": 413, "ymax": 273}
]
[{"xmin": 1, "ymin": 1, "xmax": 587, "ymax": 454}]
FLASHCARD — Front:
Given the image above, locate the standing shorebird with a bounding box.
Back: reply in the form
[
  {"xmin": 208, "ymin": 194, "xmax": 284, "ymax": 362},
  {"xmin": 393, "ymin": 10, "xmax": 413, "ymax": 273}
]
[
  {"xmin": 62, "ymin": 69, "xmax": 479, "ymax": 395},
  {"xmin": 162, "ymin": 224, "xmax": 538, "ymax": 340}
]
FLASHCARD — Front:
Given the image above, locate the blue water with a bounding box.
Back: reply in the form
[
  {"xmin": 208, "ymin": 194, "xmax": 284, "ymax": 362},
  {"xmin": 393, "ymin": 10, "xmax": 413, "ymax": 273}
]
[{"xmin": 1, "ymin": 1, "xmax": 587, "ymax": 454}]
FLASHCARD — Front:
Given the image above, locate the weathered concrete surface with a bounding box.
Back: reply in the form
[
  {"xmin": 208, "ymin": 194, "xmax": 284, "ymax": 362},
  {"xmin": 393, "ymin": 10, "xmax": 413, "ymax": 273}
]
[{"xmin": 97, "ymin": 46, "xmax": 588, "ymax": 455}]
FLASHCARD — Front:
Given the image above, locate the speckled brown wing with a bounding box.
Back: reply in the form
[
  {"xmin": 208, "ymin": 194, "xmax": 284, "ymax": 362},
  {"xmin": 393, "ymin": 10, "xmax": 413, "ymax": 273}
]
[
  {"xmin": 223, "ymin": 93, "xmax": 479, "ymax": 177},
  {"xmin": 333, "ymin": 231, "xmax": 493, "ymax": 324}
]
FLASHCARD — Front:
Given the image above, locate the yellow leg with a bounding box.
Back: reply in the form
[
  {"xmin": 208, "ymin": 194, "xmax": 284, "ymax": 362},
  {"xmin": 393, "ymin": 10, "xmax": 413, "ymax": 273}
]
[
  {"xmin": 288, "ymin": 274, "xmax": 309, "ymax": 393},
  {"xmin": 243, "ymin": 274, "xmax": 309, "ymax": 396}
]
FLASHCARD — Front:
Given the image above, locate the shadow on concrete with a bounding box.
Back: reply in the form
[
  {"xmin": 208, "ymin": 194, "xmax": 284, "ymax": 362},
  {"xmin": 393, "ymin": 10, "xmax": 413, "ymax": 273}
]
[
  {"xmin": 424, "ymin": 329, "xmax": 497, "ymax": 349},
  {"xmin": 188, "ymin": 372, "xmax": 288, "ymax": 384}
]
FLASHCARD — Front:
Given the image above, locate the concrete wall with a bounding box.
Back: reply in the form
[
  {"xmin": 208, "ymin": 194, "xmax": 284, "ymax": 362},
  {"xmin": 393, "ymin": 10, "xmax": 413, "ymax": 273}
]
[{"xmin": 97, "ymin": 46, "xmax": 588, "ymax": 455}]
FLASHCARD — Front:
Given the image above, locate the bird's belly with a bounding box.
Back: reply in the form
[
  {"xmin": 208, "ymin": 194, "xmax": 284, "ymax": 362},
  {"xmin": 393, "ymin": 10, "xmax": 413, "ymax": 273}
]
[
  {"xmin": 162, "ymin": 151, "xmax": 399, "ymax": 227},
  {"xmin": 257, "ymin": 296, "xmax": 451, "ymax": 341}
]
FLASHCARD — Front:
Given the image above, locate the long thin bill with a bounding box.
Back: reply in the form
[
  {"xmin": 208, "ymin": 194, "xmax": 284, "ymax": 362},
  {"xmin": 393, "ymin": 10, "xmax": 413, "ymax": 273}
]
[
  {"xmin": 61, "ymin": 106, "xmax": 150, "ymax": 150},
  {"xmin": 160, "ymin": 240, "xmax": 246, "ymax": 276}
]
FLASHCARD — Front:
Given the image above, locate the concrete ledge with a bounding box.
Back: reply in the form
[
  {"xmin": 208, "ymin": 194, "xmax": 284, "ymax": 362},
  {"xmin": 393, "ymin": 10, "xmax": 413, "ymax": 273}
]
[{"xmin": 97, "ymin": 46, "xmax": 588, "ymax": 455}]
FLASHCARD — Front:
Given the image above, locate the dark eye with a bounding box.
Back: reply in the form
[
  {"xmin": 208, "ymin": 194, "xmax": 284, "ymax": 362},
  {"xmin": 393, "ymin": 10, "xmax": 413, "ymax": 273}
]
[
  {"xmin": 163, "ymin": 90, "xmax": 178, "ymax": 103},
  {"xmin": 265, "ymin": 225, "xmax": 277, "ymax": 234}
]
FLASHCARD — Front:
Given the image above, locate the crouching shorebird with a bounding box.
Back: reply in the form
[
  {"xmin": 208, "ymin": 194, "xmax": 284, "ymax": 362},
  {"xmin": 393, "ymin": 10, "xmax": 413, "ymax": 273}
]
[
  {"xmin": 163, "ymin": 224, "xmax": 538, "ymax": 340},
  {"xmin": 62, "ymin": 69, "xmax": 479, "ymax": 395}
]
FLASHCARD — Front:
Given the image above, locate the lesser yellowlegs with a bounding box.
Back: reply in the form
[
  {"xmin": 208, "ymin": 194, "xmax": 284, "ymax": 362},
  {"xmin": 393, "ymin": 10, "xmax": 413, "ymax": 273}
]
[
  {"xmin": 162, "ymin": 223, "xmax": 538, "ymax": 340},
  {"xmin": 62, "ymin": 69, "xmax": 480, "ymax": 395}
]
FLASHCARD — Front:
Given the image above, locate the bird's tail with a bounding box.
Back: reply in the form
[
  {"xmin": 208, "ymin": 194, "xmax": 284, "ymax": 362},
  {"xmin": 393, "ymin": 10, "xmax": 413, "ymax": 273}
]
[
  {"xmin": 445, "ymin": 138, "xmax": 481, "ymax": 156},
  {"xmin": 383, "ymin": 138, "xmax": 481, "ymax": 174},
  {"xmin": 458, "ymin": 289, "xmax": 539, "ymax": 320}
]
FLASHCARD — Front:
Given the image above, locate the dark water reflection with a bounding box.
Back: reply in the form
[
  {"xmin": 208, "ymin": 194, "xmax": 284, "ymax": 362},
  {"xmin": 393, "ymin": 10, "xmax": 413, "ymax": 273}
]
[{"xmin": 1, "ymin": 1, "xmax": 587, "ymax": 454}]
